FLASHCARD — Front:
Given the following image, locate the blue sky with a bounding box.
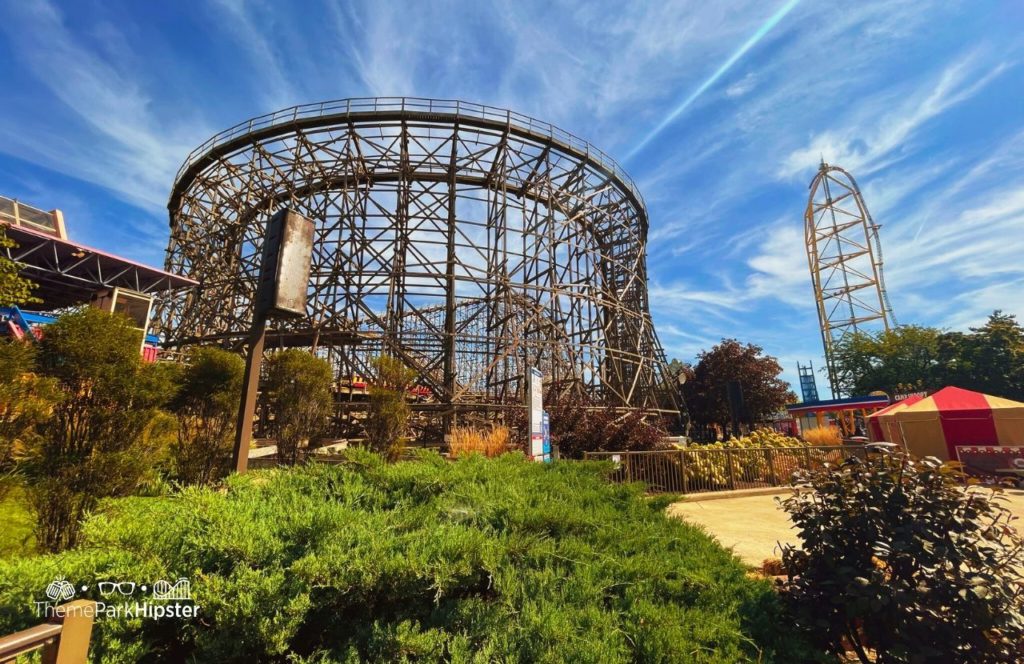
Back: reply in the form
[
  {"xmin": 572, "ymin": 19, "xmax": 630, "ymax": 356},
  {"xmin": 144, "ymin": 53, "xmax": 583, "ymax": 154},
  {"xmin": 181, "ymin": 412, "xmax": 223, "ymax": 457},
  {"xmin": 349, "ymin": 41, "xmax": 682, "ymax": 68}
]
[{"xmin": 2, "ymin": 0, "xmax": 1023, "ymax": 393}]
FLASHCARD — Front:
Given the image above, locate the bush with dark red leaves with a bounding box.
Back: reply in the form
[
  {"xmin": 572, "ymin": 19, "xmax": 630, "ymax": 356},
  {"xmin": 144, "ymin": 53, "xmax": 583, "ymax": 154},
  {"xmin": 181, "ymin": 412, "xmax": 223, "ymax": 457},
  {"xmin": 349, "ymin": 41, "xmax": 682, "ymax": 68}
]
[{"xmin": 780, "ymin": 452, "xmax": 1024, "ymax": 663}]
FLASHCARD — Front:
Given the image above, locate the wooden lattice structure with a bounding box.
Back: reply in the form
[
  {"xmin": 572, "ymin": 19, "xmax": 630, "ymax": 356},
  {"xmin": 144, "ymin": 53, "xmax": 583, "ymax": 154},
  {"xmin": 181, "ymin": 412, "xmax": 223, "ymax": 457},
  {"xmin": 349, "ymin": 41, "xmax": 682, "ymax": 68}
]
[{"xmin": 157, "ymin": 98, "xmax": 681, "ymax": 432}]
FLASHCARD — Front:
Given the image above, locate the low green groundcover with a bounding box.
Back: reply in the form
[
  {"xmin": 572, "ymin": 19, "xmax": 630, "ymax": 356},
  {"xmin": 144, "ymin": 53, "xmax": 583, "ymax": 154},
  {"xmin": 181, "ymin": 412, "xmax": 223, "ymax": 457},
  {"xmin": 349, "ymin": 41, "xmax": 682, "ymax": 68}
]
[{"xmin": 0, "ymin": 451, "xmax": 815, "ymax": 662}]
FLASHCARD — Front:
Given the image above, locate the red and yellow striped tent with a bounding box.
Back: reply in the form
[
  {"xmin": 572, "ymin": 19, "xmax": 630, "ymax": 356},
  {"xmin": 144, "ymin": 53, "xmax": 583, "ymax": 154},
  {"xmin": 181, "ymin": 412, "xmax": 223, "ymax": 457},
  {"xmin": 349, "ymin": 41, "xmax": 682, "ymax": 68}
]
[
  {"xmin": 888, "ymin": 386, "xmax": 1024, "ymax": 460},
  {"xmin": 866, "ymin": 394, "xmax": 924, "ymax": 443}
]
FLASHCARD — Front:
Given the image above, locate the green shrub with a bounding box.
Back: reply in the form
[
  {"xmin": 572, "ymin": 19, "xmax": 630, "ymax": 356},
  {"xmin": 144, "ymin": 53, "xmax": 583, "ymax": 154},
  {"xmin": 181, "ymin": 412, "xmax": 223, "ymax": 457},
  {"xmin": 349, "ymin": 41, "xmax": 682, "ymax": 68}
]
[
  {"xmin": 0, "ymin": 483, "xmax": 36, "ymax": 558},
  {"xmin": 364, "ymin": 355, "xmax": 416, "ymax": 461},
  {"xmin": 264, "ymin": 350, "xmax": 333, "ymax": 464},
  {"xmin": 780, "ymin": 452, "xmax": 1024, "ymax": 662},
  {"xmin": 169, "ymin": 346, "xmax": 243, "ymax": 484},
  {"xmin": 0, "ymin": 453, "xmax": 816, "ymax": 662},
  {"xmin": 25, "ymin": 308, "xmax": 174, "ymax": 552},
  {"xmin": 0, "ymin": 340, "xmax": 61, "ymax": 500}
]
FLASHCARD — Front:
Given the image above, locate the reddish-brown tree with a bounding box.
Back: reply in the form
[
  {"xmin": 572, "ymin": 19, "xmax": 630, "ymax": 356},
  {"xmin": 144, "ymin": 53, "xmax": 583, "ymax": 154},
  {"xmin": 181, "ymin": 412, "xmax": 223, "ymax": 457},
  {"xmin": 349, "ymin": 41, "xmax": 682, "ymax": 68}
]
[{"xmin": 683, "ymin": 339, "xmax": 795, "ymax": 439}]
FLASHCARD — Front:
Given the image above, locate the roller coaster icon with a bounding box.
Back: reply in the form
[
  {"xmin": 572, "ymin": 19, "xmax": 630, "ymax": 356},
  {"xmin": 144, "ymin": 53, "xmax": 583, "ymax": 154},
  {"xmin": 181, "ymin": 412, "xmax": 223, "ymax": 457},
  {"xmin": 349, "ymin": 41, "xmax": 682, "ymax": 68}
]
[{"xmin": 152, "ymin": 578, "xmax": 191, "ymax": 601}]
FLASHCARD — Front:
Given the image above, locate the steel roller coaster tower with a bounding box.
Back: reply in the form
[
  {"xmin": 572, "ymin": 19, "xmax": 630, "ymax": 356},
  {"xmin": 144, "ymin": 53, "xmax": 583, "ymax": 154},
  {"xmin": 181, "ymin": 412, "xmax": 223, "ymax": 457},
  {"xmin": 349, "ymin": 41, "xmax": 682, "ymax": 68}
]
[{"xmin": 805, "ymin": 161, "xmax": 896, "ymax": 398}]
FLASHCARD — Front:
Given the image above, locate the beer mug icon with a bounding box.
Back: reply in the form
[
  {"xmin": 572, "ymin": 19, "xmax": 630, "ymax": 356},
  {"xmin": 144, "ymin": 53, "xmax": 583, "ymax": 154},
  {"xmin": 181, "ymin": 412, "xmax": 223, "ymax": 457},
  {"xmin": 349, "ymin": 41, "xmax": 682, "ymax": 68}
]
[{"xmin": 45, "ymin": 577, "xmax": 75, "ymax": 602}]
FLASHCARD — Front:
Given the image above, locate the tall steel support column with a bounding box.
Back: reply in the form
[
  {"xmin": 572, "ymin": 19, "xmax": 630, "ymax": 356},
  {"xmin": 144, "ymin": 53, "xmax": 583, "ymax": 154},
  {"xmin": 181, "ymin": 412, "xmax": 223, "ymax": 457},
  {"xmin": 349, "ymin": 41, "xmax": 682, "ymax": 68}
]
[
  {"xmin": 805, "ymin": 161, "xmax": 896, "ymax": 397},
  {"xmin": 157, "ymin": 97, "xmax": 682, "ymax": 435}
]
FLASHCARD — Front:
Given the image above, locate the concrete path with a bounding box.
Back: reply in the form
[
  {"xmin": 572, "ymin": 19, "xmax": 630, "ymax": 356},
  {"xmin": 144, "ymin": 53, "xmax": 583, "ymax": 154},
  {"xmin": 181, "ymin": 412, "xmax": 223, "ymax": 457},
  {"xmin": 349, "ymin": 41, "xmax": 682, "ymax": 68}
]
[
  {"xmin": 667, "ymin": 490, "xmax": 798, "ymax": 566},
  {"xmin": 668, "ymin": 487, "xmax": 1024, "ymax": 567}
]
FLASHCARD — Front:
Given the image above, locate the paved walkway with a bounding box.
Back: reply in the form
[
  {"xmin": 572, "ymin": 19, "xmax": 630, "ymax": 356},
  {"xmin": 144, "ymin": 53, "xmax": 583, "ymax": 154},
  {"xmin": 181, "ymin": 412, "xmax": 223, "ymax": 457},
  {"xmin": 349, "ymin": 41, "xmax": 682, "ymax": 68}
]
[
  {"xmin": 667, "ymin": 491, "xmax": 797, "ymax": 566},
  {"xmin": 668, "ymin": 488, "xmax": 1024, "ymax": 567}
]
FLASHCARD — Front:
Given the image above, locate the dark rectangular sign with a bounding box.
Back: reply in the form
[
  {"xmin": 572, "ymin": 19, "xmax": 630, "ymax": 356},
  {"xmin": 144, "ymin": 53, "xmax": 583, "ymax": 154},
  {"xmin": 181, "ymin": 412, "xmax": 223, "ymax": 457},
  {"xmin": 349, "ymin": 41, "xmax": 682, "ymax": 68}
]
[{"xmin": 255, "ymin": 208, "xmax": 313, "ymax": 318}]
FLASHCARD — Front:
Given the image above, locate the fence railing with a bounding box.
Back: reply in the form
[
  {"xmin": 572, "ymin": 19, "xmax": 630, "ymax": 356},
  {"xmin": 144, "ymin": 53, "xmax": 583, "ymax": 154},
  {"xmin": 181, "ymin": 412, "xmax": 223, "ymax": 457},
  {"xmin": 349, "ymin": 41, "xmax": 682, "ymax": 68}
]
[
  {"xmin": 584, "ymin": 446, "xmax": 869, "ymax": 494},
  {"xmin": 172, "ymin": 97, "xmax": 644, "ymax": 210},
  {"xmin": 0, "ymin": 600, "xmax": 95, "ymax": 663}
]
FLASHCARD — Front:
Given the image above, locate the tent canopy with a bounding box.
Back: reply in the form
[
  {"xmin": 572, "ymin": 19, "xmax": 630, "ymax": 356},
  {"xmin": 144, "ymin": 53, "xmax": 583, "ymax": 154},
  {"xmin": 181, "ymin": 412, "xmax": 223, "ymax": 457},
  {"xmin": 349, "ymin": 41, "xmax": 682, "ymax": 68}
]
[
  {"xmin": 892, "ymin": 386, "xmax": 1024, "ymax": 459},
  {"xmin": 867, "ymin": 394, "xmax": 923, "ymax": 442}
]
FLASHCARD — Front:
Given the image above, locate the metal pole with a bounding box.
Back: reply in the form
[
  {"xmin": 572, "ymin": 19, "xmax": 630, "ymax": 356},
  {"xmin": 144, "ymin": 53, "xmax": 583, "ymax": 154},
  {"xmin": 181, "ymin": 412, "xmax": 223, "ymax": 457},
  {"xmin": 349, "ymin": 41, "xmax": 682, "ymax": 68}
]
[
  {"xmin": 233, "ymin": 314, "xmax": 267, "ymax": 474},
  {"xmin": 680, "ymin": 449, "xmax": 688, "ymax": 494}
]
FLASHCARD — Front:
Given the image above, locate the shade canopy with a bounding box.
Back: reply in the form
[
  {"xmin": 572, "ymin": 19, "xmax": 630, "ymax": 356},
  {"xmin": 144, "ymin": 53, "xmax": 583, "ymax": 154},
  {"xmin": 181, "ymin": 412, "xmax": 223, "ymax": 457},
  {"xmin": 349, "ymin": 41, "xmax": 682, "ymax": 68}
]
[
  {"xmin": 2, "ymin": 222, "xmax": 196, "ymax": 309},
  {"xmin": 888, "ymin": 386, "xmax": 1024, "ymax": 459}
]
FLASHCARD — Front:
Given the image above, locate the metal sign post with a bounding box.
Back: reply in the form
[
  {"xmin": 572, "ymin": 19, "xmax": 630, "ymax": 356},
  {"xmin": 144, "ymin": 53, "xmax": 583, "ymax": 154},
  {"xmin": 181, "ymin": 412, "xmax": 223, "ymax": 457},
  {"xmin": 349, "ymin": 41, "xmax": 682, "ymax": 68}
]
[
  {"xmin": 232, "ymin": 314, "xmax": 267, "ymax": 474},
  {"xmin": 231, "ymin": 209, "xmax": 314, "ymax": 474}
]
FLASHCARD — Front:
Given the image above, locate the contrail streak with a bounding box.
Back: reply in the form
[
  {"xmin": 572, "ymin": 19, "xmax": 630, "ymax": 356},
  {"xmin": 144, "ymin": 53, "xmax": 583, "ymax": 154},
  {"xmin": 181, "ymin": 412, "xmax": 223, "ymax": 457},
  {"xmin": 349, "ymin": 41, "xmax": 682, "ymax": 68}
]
[{"xmin": 625, "ymin": 0, "xmax": 801, "ymax": 162}]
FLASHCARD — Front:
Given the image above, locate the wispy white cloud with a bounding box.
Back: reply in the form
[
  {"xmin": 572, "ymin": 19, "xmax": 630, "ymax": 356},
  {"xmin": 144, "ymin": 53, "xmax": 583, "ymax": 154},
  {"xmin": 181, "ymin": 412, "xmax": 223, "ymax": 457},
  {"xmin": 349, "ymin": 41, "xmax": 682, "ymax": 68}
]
[
  {"xmin": 779, "ymin": 53, "xmax": 1011, "ymax": 180},
  {"xmin": 943, "ymin": 278, "xmax": 1024, "ymax": 330},
  {"xmin": 725, "ymin": 73, "xmax": 757, "ymax": 98},
  {"xmin": 744, "ymin": 223, "xmax": 808, "ymax": 307},
  {"xmin": 0, "ymin": 0, "xmax": 210, "ymax": 214},
  {"xmin": 625, "ymin": 0, "xmax": 802, "ymax": 161},
  {"xmin": 204, "ymin": 0, "xmax": 303, "ymax": 110}
]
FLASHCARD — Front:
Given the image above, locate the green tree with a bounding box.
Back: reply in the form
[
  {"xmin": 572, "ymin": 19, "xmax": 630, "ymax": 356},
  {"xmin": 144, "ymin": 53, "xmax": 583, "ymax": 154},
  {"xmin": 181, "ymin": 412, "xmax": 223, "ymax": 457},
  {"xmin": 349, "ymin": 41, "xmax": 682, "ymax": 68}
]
[
  {"xmin": 25, "ymin": 307, "xmax": 173, "ymax": 551},
  {"xmin": 169, "ymin": 346, "xmax": 244, "ymax": 484},
  {"xmin": 683, "ymin": 339, "xmax": 795, "ymax": 439},
  {"xmin": 831, "ymin": 325, "xmax": 941, "ymax": 396},
  {"xmin": 264, "ymin": 349, "xmax": 333, "ymax": 465},
  {"xmin": 950, "ymin": 311, "xmax": 1024, "ymax": 400},
  {"xmin": 0, "ymin": 227, "xmax": 39, "ymax": 306},
  {"xmin": 364, "ymin": 355, "xmax": 416, "ymax": 461},
  {"xmin": 0, "ymin": 341, "xmax": 60, "ymax": 500},
  {"xmin": 831, "ymin": 312, "xmax": 1024, "ymax": 400}
]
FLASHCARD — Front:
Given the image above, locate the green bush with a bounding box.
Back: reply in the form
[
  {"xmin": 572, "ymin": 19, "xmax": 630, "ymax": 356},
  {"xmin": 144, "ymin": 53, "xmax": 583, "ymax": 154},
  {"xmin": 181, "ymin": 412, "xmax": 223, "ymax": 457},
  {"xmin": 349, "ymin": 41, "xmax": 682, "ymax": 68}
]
[
  {"xmin": 0, "ymin": 340, "xmax": 61, "ymax": 500},
  {"xmin": 264, "ymin": 350, "xmax": 333, "ymax": 464},
  {"xmin": 364, "ymin": 355, "xmax": 416, "ymax": 461},
  {"xmin": 0, "ymin": 453, "xmax": 816, "ymax": 662},
  {"xmin": 25, "ymin": 308, "xmax": 175, "ymax": 552},
  {"xmin": 169, "ymin": 346, "xmax": 243, "ymax": 485},
  {"xmin": 780, "ymin": 453, "xmax": 1024, "ymax": 662}
]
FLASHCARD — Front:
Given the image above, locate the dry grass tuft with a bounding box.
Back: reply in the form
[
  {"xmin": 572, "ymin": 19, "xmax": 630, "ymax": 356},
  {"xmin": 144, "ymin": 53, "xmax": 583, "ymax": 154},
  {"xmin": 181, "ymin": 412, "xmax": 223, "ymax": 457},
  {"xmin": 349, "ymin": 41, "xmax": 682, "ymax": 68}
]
[
  {"xmin": 802, "ymin": 425, "xmax": 844, "ymax": 446},
  {"xmin": 760, "ymin": 558, "xmax": 786, "ymax": 576},
  {"xmin": 449, "ymin": 425, "xmax": 510, "ymax": 458}
]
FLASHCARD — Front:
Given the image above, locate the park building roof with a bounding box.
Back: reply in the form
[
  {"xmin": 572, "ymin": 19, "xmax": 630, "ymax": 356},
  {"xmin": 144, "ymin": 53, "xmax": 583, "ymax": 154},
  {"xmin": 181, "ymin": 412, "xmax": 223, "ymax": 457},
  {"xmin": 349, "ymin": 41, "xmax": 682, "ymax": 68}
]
[
  {"xmin": 1, "ymin": 195, "xmax": 196, "ymax": 310},
  {"xmin": 785, "ymin": 394, "xmax": 891, "ymax": 416}
]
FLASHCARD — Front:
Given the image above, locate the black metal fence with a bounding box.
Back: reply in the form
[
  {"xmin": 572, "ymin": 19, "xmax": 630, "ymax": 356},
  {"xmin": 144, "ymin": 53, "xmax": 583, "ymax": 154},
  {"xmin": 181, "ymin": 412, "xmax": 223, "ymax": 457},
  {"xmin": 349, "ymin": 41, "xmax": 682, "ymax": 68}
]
[{"xmin": 583, "ymin": 446, "xmax": 869, "ymax": 494}]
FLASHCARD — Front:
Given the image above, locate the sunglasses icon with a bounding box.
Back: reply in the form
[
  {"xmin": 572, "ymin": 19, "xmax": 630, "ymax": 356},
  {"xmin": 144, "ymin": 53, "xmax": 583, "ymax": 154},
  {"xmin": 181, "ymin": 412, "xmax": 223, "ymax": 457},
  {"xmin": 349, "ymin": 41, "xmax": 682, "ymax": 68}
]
[{"xmin": 98, "ymin": 581, "xmax": 136, "ymax": 596}]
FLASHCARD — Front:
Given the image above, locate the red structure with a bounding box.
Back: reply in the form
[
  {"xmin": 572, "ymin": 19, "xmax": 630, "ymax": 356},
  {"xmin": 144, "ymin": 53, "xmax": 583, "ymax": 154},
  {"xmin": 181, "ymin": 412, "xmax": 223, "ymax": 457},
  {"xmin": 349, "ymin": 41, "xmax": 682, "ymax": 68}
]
[
  {"xmin": 873, "ymin": 386, "xmax": 1024, "ymax": 460},
  {"xmin": 866, "ymin": 394, "xmax": 924, "ymax": 441}
]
